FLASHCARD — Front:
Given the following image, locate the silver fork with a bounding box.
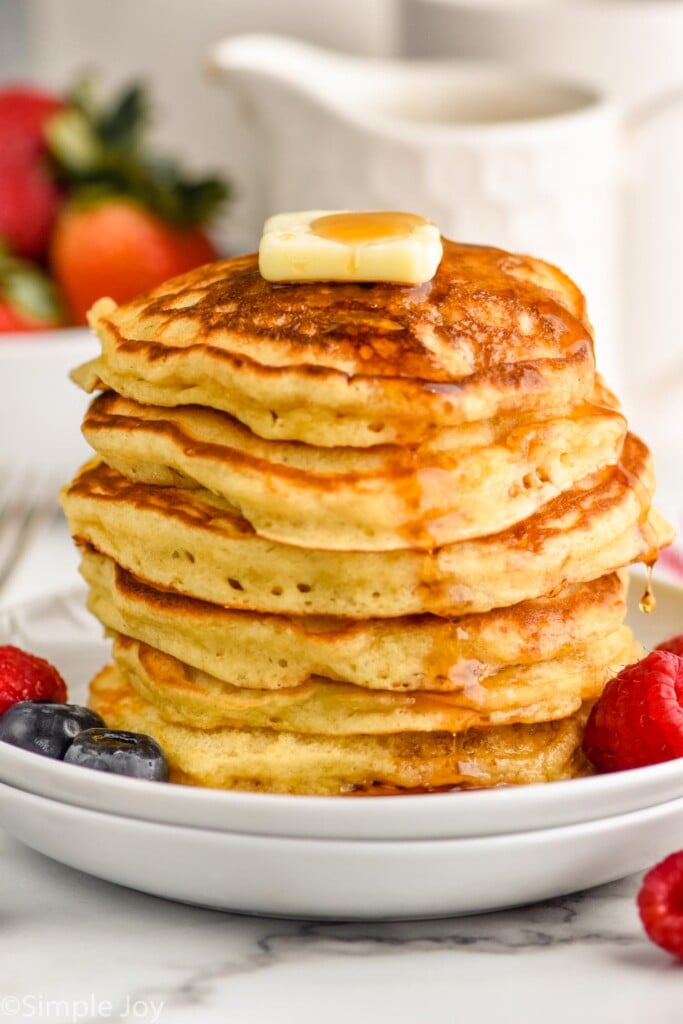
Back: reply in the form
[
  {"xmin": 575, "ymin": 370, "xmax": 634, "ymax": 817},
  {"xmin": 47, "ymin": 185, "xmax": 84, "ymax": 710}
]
[{"xmin": 0, "ymin": 468, "xmax": 62, "ymax": 595}]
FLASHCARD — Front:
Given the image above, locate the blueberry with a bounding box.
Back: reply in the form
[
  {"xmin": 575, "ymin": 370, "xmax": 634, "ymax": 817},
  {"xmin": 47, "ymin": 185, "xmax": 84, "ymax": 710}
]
[
  {"xmin": 0, "ymin": 702, "xmax": 105, "ymax": 759},
  {"xmin": 64, "ymin": 728, "xmax": 168, "ymax": 781}
]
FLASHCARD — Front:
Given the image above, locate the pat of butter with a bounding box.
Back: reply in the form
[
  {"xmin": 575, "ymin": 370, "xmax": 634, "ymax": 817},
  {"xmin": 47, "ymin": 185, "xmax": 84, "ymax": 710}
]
[{"xmin": 258, "ymin": 210, "xmax": 443, "ymax": 285}]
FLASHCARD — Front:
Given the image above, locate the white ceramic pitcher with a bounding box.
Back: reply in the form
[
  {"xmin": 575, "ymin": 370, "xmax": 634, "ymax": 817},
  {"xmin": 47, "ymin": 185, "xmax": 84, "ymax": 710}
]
[
  {"xmin": 398, "ymin": 0, "xmax": 683, "ymax": 491},
  {"xmin": 209, "ymin": 33, "xmax": 678, "ymax": 407}
]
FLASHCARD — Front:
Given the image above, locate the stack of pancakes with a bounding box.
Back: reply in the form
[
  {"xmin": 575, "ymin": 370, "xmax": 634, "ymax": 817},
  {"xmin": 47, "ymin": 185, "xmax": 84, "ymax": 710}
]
[{"xmin": 60, "ymin": 239, "xmax": 673, "ymax": 794}]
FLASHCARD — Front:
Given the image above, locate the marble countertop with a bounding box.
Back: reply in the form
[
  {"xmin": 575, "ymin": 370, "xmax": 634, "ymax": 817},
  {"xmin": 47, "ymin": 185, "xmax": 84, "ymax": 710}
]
[
  {"xmin": 0, "ymin": 522, "xmax": 680, "ymax": 1023},
  {"xmin": 0, "ymin": 832, "xmax": 679, "ymax": 1024}
]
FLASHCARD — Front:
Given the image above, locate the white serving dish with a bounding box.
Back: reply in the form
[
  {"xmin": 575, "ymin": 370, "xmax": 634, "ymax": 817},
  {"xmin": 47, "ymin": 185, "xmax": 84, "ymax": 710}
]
[
  {"xmin": 0, "ymin": 781, "xmax": 681, "ymax": 919},
  {"xmin": 0, "ymin": 328, "xmax": 98, "ymax": 479}
]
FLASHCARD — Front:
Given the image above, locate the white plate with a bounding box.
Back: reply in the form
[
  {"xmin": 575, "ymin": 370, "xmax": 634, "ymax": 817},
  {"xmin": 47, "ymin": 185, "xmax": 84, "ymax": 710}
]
[
  {"xmin": 0, "ymin": 781, "xmax": 681, "ymax": 918},
  {"xmin": 0, "ymin": 328, "xmax": 97, "ymax": 477},
  {"xmin": 0, "ymin": 579, "xmax": 681, "ymax": 841}
]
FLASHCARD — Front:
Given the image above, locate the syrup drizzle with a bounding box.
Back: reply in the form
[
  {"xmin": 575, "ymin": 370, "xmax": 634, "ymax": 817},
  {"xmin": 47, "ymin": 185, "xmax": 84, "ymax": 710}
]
[{"xmin": 311, "ymin": 211, "xmax": 429, "ymax": 247}]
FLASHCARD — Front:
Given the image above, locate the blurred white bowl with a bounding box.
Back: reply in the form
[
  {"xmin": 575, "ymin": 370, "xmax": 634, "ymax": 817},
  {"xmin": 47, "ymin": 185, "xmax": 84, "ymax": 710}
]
[{"xmin": 0, "ymin": 328, "xmax": 98, "ymax": 481}]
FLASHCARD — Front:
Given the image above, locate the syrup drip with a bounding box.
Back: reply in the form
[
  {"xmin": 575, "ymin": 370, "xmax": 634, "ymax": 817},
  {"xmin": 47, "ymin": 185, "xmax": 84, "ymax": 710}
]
[{"xmin": 639, "ymin": 564, "xmax": 656, "ymax": 614}]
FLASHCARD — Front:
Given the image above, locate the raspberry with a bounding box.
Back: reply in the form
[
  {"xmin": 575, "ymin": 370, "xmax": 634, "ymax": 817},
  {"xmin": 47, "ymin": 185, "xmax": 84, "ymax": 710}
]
[
  {"xmin": 0, "ymin": 646, "xmax": 67, "ymax": 716},
  {"xmin": 656, "ymin": 634, "xmax": 683, "ymax": 659},
  {"xmin": 582, "ymin": 650, "xmax": 683, "ymax": 772},
  {"xmin": 638, "ymin": 851, "xmax": 683, "ymax": 959}
]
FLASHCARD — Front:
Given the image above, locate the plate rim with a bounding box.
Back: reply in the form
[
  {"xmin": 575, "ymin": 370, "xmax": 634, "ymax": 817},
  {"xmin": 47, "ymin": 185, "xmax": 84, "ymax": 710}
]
[{"xmin": 2, "ymin": 778, "xmax": 683, "ymax": 848}]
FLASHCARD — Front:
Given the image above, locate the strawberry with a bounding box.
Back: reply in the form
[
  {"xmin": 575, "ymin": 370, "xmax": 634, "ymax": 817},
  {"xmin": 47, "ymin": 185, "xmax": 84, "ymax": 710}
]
[
  {"xmin": 50, "ymin": 198, "xmax": 217, "ymax": 323},
  {"xmin": 0, "ymin": 87, "xmax": 63, "ymax": 167},
  {"xmin": 46, "ymin": 80, "xmax": 227, "ymax": 323},
  {"xmin": 0, "ymin": 243, "xmax": 64, "ymax": 333},
  {"xmin": 0, "ymin": 162, "xmax": 63, "ymax": 262},
  {"xmin": 637, "ymin": 850, "xmax": 683, "ymax": 960},
  {"xmin": 582, "ymin": 650, "xmax": 683, "ymax": 772},
  {"xmin": 0, "ymin": 86, "xmax": 64, "ymax": 261},
  {"xmin": 0, "ymin": 300, "xmax": 52, "ymax": 333},
  {"xmin": 0, "ymin": 645, "xmax": 67, "ymax": 716}
]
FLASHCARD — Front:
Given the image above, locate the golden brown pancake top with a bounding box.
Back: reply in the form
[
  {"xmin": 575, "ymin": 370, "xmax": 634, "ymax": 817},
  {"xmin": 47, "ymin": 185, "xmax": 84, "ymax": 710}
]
[{"xmin": 95, "ymin": 240, "xmax": 593, "ymax": 383}]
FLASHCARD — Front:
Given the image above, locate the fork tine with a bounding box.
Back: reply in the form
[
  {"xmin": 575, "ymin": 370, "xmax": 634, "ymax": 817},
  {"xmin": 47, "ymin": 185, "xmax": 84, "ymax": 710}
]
[{"xmin": 0, "ymin": 468, "xmax": 62, "ymax": 594}]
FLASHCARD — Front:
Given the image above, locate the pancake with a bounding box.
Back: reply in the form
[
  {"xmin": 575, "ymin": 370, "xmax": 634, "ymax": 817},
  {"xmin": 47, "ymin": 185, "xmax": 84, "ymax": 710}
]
[
  {"xmin": 80, "ymin": 548, "xmax": 631, "ymax": 691},
  {"xmin": 89, "ymin": 663, "xmax": 595, "ymax": 794},
  {"xmin": 61, "ymin": 436, "xmax": 673, "ymax": 618},
  {"xmin": 74, "ymin": 240, "xmax": 596, "ymax": 448},
  {"xmin": 110, "ymin": 629, "xmax": 639, "ymax": 734},
  {"xmin": 82, "ymin": 386, "xmax": 626, "ymax": 550},
  {"xmin": 63, "ymin": 225, "xmax": 674, "ymax": 797}
]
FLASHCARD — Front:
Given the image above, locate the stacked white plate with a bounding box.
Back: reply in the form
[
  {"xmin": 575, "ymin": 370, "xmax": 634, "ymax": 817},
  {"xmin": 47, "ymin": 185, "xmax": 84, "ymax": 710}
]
[
  {"xmin": 0, "ymin": 328, "xmax": 96, "ymax": 477},
  {"xmin": 0, "ymin": 580, "xmax": 682, "ymax": 920}
]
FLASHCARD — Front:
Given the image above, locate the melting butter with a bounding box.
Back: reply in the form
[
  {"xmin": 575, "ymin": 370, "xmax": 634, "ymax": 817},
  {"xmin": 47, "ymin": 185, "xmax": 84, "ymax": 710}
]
[{"xmin": 258, "ymin": 210, "xmax": 443, "ymax": 284}]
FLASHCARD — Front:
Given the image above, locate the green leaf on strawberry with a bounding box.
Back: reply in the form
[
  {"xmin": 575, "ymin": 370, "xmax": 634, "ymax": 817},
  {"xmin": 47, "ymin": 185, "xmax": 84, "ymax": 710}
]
[
  {"xmin": 97, "ymin": 82, "xmax": 148, "ymax": 149},
  {"xmin": 45, "ymin": 107, "xmax": 102, "ymax": 175},
  {"xmin": 0, "ymin": 242, "xmax": 64, "ymax": 329},
  {"xmin": 46, "ymin": 77, "xmax": 229, "ymax": 229}
]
